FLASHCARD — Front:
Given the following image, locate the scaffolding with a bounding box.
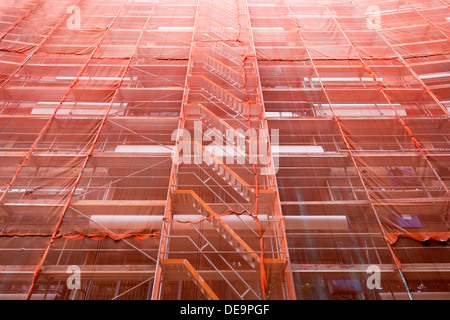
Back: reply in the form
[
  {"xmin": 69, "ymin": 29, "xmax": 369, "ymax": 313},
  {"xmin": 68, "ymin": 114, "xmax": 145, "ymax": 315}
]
[
  {"xmin": 0, "ymin": 0, "xmax": 449, "ymax": 300},
  {"xmin": 151, "ymin": 0, "xmax": 294, "ymax": 300}
]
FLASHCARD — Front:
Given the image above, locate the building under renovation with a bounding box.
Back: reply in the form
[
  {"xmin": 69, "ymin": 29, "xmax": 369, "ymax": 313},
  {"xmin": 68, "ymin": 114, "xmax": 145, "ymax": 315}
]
[{"xmin": 0, "ymin": 0, "xmax": 449, "ymax": 300}]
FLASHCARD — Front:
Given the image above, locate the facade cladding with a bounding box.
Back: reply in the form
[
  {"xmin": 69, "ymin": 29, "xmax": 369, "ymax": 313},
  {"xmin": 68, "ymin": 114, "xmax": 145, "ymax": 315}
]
[{"xmin": 0, "ymin": 0, "xmax": 448, "ymax": 301}]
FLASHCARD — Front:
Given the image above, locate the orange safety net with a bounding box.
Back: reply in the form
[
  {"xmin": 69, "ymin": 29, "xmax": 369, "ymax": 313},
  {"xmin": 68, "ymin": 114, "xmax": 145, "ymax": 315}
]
[{"xmin": 0, "ymin": 0, "xmax": 448, "ymax": 300}]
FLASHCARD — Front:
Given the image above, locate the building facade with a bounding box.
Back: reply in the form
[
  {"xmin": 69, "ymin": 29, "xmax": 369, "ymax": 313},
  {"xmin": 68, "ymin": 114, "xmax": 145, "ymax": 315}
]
[{"xmin": 0, "ymin": 0, "xmax": 449, "ymax": 300}]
